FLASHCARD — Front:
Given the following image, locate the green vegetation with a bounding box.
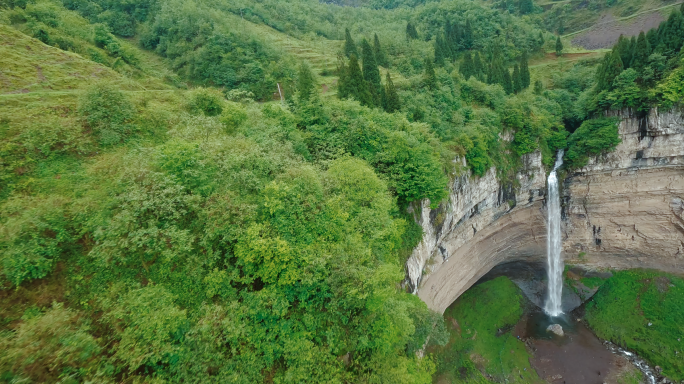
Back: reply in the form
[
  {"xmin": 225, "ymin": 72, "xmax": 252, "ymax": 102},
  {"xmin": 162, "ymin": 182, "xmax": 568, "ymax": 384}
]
[
  {"xmin": 432, "ymin": 277, "xmax": 541, "ymax": 384},
  {"xmin": 586, "ymin": 270, "xmax": 684, "ymax": 381},
  {"xmin": 1, "ymin": 0, "xmax": 684, "ymax": 381}
]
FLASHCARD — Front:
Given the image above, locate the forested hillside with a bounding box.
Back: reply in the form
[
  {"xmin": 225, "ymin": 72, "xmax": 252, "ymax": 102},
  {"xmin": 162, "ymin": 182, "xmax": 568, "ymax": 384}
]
[{"xmin": 1, "ymin": 0, "xmax": 684, "ymax": 382}]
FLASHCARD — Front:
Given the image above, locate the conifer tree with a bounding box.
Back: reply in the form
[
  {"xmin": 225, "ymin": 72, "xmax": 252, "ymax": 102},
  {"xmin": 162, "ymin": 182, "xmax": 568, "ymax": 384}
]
[
  {"xmin": 616, "ymin": 35, "xmax": 632, "ymax": 70},
  {"xmin": 463, "ymin": 20, "xmax": 474, "ymax": 49},
  {"xmin": 597, "ymin": 49, "xmax": 624, "ymax": 91},
  {"xmin": 539, "ymin": 31, "xmax": 545, "ymax": 49},
  {"xmin": 503, "ymin": 68, "xmax": 513, "ymax": 94},
  {"xmin": 347, "ymin": 54, "xmax": 373, "ymax": 106},
  {"xmin": 406, "ymin": 22, "xmax": 418, "ymax": 41},
  {"xmin": 460, "ymin": 51, "xmax": 473, "ymax": 79},
  {"xmin": 647, "ymin": 29, "xmax": 659, "ymax": 50},
  {"xmin": 473, "ymin": 52, "xmax": 484, "ymax": 81},
  {"xmin": 296, "ymin": 62, "xmax": 316, "ymax": 104},
  {"xmin": 373, "ymin": 34, "xmax": 388, "ymax": 68},
  {"xmin": 384, "ymin": 72, "xmax": 401, "ymax": 113},
  {"xmin": 361, "ymin": 39, "xmax": 381, "ymax": 87},
  {"xmin": 631, "ymin": 31, "xmax": 651, "ymax": 71},
  {"xmin": 344, "ymin": 28, "xmax": 357, "ymax": 58},
  {"xmin": 520, "ymin": 0, "xmax": 533, "ymax": 15},
  {"xmin": 424, "ymin": 58, "xmax": 437, "ymax": 90},
  {"xmin": 434, "ymin": 35, "xmax": 446, "ymax": 66},
  {"xmin": 534, "ymin": 79, "xmax": 544, "ymax": 95},
  {"xmin": 512, "ymin": 64, "xmax": 522, "ymax": 94},
  {"xmin": 555, "ymin": 36, "xmax": 564, "ymax": 56},
  {"xmin": 520, "ymin": 50, "xmax": 530, "ymax": 89},
  {"xmin": 337, "ymin": 55, "xmax": 352, "ymax": 99}
]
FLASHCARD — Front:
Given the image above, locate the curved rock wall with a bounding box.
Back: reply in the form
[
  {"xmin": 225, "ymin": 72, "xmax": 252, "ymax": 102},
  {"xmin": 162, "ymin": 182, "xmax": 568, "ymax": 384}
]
[{"xmin": 407, "ymin": 108, "xmax": 684, "ymax": 313}]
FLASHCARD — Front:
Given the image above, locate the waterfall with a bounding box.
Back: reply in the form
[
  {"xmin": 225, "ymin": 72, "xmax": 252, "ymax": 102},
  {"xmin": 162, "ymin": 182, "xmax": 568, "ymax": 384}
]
[{"xmin": 544, "ymin": 150, "xmax": 564, "ymax": 317}]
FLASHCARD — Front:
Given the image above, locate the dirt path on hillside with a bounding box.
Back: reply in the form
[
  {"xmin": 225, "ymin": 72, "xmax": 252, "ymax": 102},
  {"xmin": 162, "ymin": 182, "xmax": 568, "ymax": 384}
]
[{"xmin": 572, "ymin": 12, "xmax": 665, "ymax": 49}]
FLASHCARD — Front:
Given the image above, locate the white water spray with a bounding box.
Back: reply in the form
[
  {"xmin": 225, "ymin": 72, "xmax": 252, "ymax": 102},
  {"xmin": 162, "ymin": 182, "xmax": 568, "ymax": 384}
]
[{"xmin": 544, "ymin": 150, "xmax": 564, "ymax": 317}]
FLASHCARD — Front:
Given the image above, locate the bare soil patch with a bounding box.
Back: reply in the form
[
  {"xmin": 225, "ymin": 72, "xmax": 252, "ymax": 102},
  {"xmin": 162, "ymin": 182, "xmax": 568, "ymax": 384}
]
[{"xmin": 572, "ymin": 12, "xmax": 665, "ymax": 49}]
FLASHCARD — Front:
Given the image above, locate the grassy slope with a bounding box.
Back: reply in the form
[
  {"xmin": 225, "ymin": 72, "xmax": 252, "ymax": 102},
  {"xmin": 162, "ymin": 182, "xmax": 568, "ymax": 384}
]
[
  {"xmin": 585, "ymin": 270, "xmax": 684, "ymax": 382},
  {"xmin": 430, "ymin": 277, "xmax": 541, "ymax": 384},
  {"xmin": 0, "ymin": 24, "xmax": 125, "ymax": 94}
]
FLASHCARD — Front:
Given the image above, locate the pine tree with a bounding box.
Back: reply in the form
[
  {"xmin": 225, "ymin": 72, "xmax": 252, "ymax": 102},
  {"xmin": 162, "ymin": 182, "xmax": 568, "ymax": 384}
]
[
  {"xmin": 434, "ymin": 35, "xmax": 446, "ymax": 66},
  {"xmin": 520, "ymin": 50, "xmax": 530, "ymax": 89},
  {"xmin": 337, "ymin": 55, "xmax": 352, "ymax": 99},
  {"xmin": 597, "ymin": 49, "xmax": 624, "ymax": 91},
  {"xmin": 616, "ymin": 35, "xmax": 633, "ymax": 70},
  {"xmin": 555, "ymin": 36, "xmax": 564, "ymax": 56},
  {"xmin": 406, "ymin": 22, "xmax": 418, "ymax": 41},
  {"xmin": 347, "ymin": 54, "xmax": 373, "ymax": 107},
  {"xmin": 539, "ymin": 31, "xmax": 545, "ymax": 49},
  {"xmin": 512, "ymin": 64, "xmax": 522, "ymax": 94},
  {"xmin": 384, "ymin": 72, "xmax": 401, "ymax": 113},
  {"xmin": 631, "ymin": 31, "xmax": 651, "ymax": 71},
  {"xmin": 344, "ymin": 28, "xmax": 357, "ymax": 58},
  {"xmin": 461, "ymin": 51, "xmax": 473, "ymax": 80},
  {"xmin": 463, "ymin": 20, "xmax": 474, "ymax": 49},
  {"xmin": 503, "ymin": 67, "xmax": 513, "ymax": 94},
  {"xmin": 361, "ymin": 39, "xmax": 381, "ymax": 87},
  {"xmin": 534, "ymin": 79, "xmax": 544, "ymax": 95},
  {"xmin": 520, "ymin": 0, "xmax": 533, "ymax": 15},
  {"xmin": 424, "ymin": 58, "xmax": 437, "ymax": 90},
  {"xmin": 373, "ymin": 33, "xmax": 388, "ymax": 68},
  {"xmin": 473, "ymin": 52, "xmax": 484, "ymax": 81},
  {"xmin": 296, "ymin": 62, "xmax": 316, "ymax": 104},
  {"xmin": 647, "ymin": 29, "xmax": 659, "ymax": 50}
]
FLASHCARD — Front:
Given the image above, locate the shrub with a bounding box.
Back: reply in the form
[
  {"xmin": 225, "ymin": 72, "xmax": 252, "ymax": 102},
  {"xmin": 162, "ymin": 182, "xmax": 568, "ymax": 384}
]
[
  {"xmin": 564, "ymin": 117, "xmax": 621, "ymax": 169},
  {"xmin": 219, "ymin": 102, "xmax": 248, "ymax": 134},
  {"xmin": 0, "ymin": 196, "xmax": 73, "ymax": 286},
  {"xmin": 78, "ymin": 83, "xmax": 134, "ymax": 145},
  {"xmin": 0, "ymin": 304, "xmax": 101, "ymax": 382},
  {"xmin": 187, "ymin": 88, "xmax": 224, "ymax": 117}
]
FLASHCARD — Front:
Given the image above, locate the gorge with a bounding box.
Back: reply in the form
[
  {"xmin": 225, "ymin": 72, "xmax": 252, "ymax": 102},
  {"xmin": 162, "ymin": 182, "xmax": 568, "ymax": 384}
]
[{"xmin": 405, "ymin": 108, "xmax": 684, "ymax": 314}]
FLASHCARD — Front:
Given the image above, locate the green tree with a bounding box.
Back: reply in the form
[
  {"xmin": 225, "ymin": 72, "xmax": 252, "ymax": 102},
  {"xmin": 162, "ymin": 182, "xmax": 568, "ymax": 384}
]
[
  {"xmin": 473, "ymin": 51, "xmax": 485, "ymax": 81},
  {"xmin": 406, "ymin": 22, "xmax": 418, "ymax": 41},
  {"xmin": 361, "ymin": 39, "xmax": 381, "ymax": 87},
  {"xmin": 555, "ymin": 36, "xmax": 564, "ymax": 56},
  {"xmin": 188, "ymin": 87, "xmax": 224, "ymax": 116},
  {"xmin": 463, "ymin": 20, "xmax": 474, "ymax": 49},
  {"xmin": 520, "ymin": 0, "xmax": 534, "ymax": 14},
  {"xmin": 631, "ymin": 31, "xmax": 651, "ymax": 72},
  {"xmin": 78, "ymin": 83, "xmax": 134, "ymax": 145},
  {"xmin": 460, "ymin": 51, "xmax": 473, "ymax": 79},
  {"xmin": 534, "ymin": 79, "xmax": 544, "ymax": 94},
  {"xmin": 296, "ymin": 61, "xmax": 316, "ymax": 104},
  {"xmin": 434, "ymin": 35, "xmax": 446, "ymax": 66},
  {"xmin": 373, "ymin": 33, "xmax": 388, "ymax": 68},
  {"xmin": 344, "ymin": 27, "xmax": 357, "ymax": 57},
  {"xmin": 384, "ymin": 72, "xmax": 401, "ymax": 113},
  {"xmin": 512, "ymin": 64, "xmax": 522, "ymax": 94},
  {"xmin": 503, "ymin": 67, "xmax": 513, "ymax": 94},
  {"xmin": 424, "ymin": 57, "xmax": 437, "ymax": 90},
  {"xmin": 520, "ymin": 50, "xmax": 531, "ymax": 88},
  {"xmin": 348, "ymin": 54, "xmax": 374, "ymax": 106}
]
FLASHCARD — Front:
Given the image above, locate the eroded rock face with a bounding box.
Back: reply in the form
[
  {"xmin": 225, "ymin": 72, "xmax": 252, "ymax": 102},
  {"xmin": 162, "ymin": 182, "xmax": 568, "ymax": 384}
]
[{"xmin": 407, "ymin": 108, "xmax": 684, "ymax": 313}]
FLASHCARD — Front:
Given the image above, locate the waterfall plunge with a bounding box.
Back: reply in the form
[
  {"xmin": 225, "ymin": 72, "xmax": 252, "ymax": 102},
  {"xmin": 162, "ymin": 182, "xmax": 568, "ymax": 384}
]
[{"xmin": 544, "ymin": 150, "xmax": 565, "ymax": 317}]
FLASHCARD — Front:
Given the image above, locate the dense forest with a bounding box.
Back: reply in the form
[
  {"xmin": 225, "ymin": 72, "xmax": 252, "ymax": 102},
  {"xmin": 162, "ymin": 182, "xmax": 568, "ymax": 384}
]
[{"xmin": 1, "ymin": 0, "xmax": 684, "ymax": 382}]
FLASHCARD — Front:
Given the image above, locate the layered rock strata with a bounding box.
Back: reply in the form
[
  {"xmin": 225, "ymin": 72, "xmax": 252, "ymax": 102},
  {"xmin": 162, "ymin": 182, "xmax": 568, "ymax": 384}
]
[{"xmin": 407, "ymin": 108, "xmax": 684, "ymax": 313}]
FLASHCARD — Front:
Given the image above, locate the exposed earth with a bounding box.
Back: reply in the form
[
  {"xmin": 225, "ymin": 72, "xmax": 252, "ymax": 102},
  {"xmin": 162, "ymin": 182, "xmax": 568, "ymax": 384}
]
[{"xmin": 572, "ymin": 12, "xmax": 666, "ymax": 49}]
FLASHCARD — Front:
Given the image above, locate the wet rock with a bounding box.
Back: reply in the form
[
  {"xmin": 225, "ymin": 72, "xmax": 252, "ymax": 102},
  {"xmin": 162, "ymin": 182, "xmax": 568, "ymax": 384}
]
[{"xmin": 546, "ymin": 324, "xmax": 564, "ymax": 337}]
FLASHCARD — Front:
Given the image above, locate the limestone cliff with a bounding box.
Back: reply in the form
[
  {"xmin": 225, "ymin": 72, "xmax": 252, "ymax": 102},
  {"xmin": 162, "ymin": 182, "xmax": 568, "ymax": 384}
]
[{"xmin": 407, "ymin": 108, "xmax": 684, "ymax": 313}]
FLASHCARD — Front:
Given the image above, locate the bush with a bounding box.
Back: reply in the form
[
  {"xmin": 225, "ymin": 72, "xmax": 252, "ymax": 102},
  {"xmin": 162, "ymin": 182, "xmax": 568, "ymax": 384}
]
[
  {"xmin": 187, "ymin": 88, "xmax": 225, "ymax": 117},
  {"xmin": 0, "ymin": 304, "xmax": 101, "ymax": 383},
  {"xmin": 0, "ymin": 196, "xmax": 73, "ymax": 286},
  {"xmin": 219, "ymin": 102, "xmax": 248, "ymax": 134},
  {"xmin": 564, "ymin": 117, "xmax": 621, "ymax": 169},
  {"xmin": 78, "ymin": 83, "xmax": 134, "ymax": 145}
]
